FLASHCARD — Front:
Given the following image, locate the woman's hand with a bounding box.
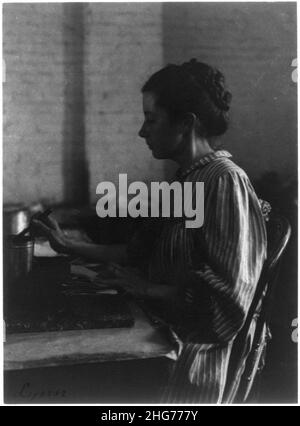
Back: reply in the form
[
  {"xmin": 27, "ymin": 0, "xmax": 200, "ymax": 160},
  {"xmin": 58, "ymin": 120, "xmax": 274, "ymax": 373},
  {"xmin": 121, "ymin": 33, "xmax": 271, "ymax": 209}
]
[
  {"xmin": 97, "ymin": 263, "xmax": 178, "ymax": 302},
  {"xmin": 31, "ymin": 215, "xmax": 70, "ymax": 254},
  {"xmin": 96, "ymin": 263, "xmax": 149, "ymax": 298}
]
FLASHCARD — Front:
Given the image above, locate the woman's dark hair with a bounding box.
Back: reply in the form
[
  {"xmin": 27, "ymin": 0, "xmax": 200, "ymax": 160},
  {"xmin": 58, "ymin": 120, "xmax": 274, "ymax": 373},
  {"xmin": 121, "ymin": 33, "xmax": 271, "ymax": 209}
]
[{"xmin": 142, "ymin": 59, "xmax": 232, "ymax": 137}]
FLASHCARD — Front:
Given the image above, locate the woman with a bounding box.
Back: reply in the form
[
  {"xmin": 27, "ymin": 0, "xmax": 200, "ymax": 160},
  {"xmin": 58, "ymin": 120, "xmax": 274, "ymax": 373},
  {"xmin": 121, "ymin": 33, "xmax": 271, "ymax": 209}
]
[{"xmin": 34, "ymin": 59, "xmax": 267, "ymax": 403}]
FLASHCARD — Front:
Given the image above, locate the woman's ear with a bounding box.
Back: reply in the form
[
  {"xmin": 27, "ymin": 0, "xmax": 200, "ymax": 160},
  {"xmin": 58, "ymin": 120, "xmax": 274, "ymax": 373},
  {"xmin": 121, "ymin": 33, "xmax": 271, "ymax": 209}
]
[
  {"xmin": 182, "ymin": 112, "xmax": 198, "ymax": 135},
  {"xmin": 183, "ymin": 113, "xmax": 207, "ymax": 137}
]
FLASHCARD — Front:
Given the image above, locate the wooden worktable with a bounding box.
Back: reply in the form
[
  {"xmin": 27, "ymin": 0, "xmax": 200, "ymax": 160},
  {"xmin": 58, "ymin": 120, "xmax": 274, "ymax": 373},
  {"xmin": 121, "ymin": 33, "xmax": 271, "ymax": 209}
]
[
  {"xmin": 4, "ymin": 301, "xmax": 175, "ymax": 403},
  {"xmin": 4, "ymin": 302, "xmax": 175, "ymax": 371},
  {"xmin": 4, "ymin": 247, "xmax": 175, "ymax": 403}
]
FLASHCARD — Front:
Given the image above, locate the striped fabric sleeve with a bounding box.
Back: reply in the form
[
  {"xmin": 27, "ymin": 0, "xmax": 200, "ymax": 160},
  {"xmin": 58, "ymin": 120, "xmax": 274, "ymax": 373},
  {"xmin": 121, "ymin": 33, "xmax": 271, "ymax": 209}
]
[{"xmin": 191, "ymin": 170, "xmax": 267, "ymax": 342}]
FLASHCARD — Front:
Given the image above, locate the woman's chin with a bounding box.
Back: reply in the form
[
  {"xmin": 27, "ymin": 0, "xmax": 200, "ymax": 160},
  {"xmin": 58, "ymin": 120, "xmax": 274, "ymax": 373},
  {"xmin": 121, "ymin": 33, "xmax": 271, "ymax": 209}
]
[{"xmin": 151, "ymin": 150, "xmax": 166, "ymax": 160}]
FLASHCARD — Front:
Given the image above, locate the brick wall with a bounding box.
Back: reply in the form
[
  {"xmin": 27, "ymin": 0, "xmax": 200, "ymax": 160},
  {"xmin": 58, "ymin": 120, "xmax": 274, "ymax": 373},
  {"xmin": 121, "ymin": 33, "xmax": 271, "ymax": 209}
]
[
  {"xmin": 3, "ymin": 3, "xmax": 65, "ymax": 205},
  {"xmin": 3, "ymin": 3, "xmax": 296, "ymax": 205},
  {"xmin": 85, "ymin": 3, "xmax": 164, "ymax": 203},
  {"xmin": 3, "ymin": 3, "xmax": 164, "ymax": 205}
]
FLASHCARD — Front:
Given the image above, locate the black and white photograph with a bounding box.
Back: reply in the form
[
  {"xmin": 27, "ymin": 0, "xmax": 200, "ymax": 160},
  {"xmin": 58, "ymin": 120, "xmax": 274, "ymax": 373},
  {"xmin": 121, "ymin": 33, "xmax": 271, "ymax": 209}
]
[{"xmin": 2, "ymin": 1, "xmax": 298, "ymax": 406}]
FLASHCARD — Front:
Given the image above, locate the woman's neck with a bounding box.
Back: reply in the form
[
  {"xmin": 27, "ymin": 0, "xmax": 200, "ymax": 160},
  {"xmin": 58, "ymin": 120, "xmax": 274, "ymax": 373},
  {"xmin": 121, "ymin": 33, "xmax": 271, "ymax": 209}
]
[{"xmin": 173, "ymin": 137, "xmax": 215, "ymax": 170}]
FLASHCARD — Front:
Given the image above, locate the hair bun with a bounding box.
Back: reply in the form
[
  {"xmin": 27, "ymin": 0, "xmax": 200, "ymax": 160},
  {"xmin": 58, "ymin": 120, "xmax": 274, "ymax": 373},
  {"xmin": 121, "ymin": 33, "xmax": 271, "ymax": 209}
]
[
  {"xmin": 220, "ymin": 91, "xmax": 232, "ymax": 111},
  {"xmin": 211, "ymin": 70, "xmax": 232, "ymax": 111},
  {"xmin": 181, "ymin": 59, "xmax": 232, "ymax": 112}
]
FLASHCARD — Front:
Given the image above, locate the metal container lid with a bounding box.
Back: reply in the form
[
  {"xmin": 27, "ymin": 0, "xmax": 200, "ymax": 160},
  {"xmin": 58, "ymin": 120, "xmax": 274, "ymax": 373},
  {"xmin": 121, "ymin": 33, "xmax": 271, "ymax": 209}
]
[{"xmin": 6, "ymin": 235, "xmax": 34, "ymax": 248}]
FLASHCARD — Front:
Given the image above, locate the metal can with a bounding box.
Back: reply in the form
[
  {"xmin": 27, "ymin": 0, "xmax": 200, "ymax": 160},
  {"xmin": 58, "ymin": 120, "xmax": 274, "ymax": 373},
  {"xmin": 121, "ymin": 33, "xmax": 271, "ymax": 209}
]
[{"xmin": 4, "ymin": 236, "xmax": 34, "ymax": 283}]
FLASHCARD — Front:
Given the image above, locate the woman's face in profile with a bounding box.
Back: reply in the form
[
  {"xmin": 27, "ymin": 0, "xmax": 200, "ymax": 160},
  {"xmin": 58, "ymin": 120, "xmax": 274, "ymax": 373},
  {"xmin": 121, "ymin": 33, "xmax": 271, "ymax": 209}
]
[{"xmin": 139, "ymin": 92, "xmax": 184, "ymax": 160}]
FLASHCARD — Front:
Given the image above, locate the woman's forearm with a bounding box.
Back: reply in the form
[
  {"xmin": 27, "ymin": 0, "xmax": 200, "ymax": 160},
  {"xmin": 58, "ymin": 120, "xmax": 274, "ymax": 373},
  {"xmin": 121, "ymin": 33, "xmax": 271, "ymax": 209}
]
[{"xmin": 65, "ymin": 241, "xmax": 128, "ymax": 264}]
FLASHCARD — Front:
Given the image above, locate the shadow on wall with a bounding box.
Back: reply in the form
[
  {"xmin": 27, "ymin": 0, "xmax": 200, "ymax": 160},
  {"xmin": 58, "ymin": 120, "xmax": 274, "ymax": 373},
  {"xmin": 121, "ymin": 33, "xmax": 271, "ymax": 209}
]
[
  {"xmin": 161, "ymin": 2, "xmax": 297, "ymax": 183},
  {"xmin": 63, "ymin": 3, "xmax": 89, "ymax": 205}
]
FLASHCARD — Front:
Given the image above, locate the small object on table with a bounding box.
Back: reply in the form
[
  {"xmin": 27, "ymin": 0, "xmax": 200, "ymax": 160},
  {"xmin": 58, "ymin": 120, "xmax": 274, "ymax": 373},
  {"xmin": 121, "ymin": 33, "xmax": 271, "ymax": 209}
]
[
  {"xmin": 4, "ymin": 235, "xmax": 34, "ymax": 284},
  {"xmin": 34, "ymin": 238, "xmax": 65, "ymax": 257}
]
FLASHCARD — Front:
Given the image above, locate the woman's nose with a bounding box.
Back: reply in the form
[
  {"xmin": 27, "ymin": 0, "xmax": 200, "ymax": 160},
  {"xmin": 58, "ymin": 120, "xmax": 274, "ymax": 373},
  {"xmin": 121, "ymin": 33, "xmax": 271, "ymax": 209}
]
[{"xmin": 138, "ymin": 122, "xmax": 146, "ymax": 138}]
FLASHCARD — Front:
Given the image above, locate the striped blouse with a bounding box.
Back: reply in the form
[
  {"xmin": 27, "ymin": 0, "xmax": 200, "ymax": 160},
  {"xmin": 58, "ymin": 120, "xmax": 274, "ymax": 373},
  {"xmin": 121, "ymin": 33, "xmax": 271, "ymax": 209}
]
[{"xmin": 128, "ymin": 150, "xmax": 267, "ymax": 403}]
